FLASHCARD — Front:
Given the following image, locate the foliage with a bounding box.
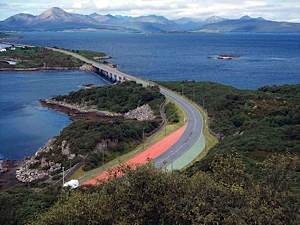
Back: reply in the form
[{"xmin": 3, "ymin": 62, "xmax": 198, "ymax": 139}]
[
  {"xmin": 71, "ymin": 49, "xmax": 106, "ymax": 60},
  {"xmin": 0, "ymin": 186, "xmax": 60, "ymax": 225},
  {"xmin": 54, "ymin": 81, "xmax": 165, "ymax": 114},
  {"xmin": 165, "ymin": 102, "xmax": 180, "ymax": 123},
  {"xmin": 0, "ymin": 47, "xmax": 83, "ymax": 69},
  {"xmin": 43, "ymin": 119, "xmax": 160, "ymax": 171},
  {"xmin": 160, "ymin": 81, "xmax": 300, "ymax": 156},
  {"xmin": 30, "ymin": 154, "xmax": 299, "ymax": 225},
  {"xmin": 159, "ymin": 81, "xmax": 300, "ymax": 194}
]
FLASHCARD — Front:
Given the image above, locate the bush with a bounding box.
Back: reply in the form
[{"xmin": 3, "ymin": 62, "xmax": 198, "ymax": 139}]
[
  {"xmin": 30, "ymin": 154, "xmax": 299, "ymax": 225},
  {"xmin": 165, "ymin": 102, "xmax": 180, "ymax": 123}
]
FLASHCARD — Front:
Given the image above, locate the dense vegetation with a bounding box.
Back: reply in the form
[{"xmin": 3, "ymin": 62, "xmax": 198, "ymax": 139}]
[
  {"xmin": 0, "ymin": 186, "xmax": 60, "ymax": 225},
  {"xmin": 160, "ymin": 81, "xmax": 300, "ymax": 193},
  {"xmin": 43, "ymin": 119, "xmax": 160, "ymax": 171},
  {"xmin": 1, "ymin": 81, "xmax": 299, "ymax": 225},
  {"xmin": 54, "ymin": 81, "xmax": 165, "ymax": 114},
  {"xmin": 71, "ymin": 49, "xmax": 106, "ymax": 60},
  {"xmin": 0, "ymin": 47, "xmax": 83, "ymax": 69},
  {"xmin": 30, "ymin": 153, "xmax": 299, "ymax": 225},
  {"xmin": 165, "ymin": 102, "xmax": 180, "ymax": 123}
]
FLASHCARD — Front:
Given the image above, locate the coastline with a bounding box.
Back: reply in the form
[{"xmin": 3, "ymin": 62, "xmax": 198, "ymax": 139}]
[
  {"xmin": 0, "ymin": 67, "xmax": 80, "ymax": 72},
  {"xmin": 40, "ymin": 99, "xmax": 123, "ymax": 122},
  {"xmin": 0, "ymin": 160, "xmax": 23, "ymax": 189},
  {"xmin": 0, "ymin": 45, "xmax": 162, "ymax": 187}
]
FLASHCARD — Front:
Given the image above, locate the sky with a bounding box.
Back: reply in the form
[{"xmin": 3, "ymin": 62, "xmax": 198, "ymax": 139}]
[{"xmin": 0, "ymin": 0, "xmax": 299, "ymax": 22}]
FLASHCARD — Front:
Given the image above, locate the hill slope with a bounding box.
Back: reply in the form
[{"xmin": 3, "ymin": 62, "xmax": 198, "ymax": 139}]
[{"xmin": 194, "ymin": 16, "xmax": 300, "ymax": 33}]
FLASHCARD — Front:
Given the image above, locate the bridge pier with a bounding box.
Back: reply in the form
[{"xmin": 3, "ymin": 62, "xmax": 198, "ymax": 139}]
[{"xmin": 92, "ymin": 66, "xmax": 124, "ymax": 83}]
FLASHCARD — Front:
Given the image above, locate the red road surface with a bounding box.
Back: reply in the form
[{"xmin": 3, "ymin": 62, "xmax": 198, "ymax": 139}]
[{"xmin": 83, "ymin": 125, "xmax": 187, "ymax": 186}]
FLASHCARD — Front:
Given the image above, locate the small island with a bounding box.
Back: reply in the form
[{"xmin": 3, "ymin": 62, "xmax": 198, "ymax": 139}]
[{"xmin": 208, "ymin": 54, "xmax": 239, "ymax": 60}]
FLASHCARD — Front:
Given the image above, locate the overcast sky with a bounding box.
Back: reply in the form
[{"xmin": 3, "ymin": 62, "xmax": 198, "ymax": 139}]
[{"xmin": 0, "ymin": 0, "xmax": 299, "ymax": 22}]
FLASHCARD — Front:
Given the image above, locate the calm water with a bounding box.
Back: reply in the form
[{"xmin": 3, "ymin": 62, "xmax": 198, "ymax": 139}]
[
  {"xmin": 1, "ymin": 31, "xmax": 300, "ymax": 159},
  {"xmin": 19, "ymin": 31, "xmax": 300, "ymax": 89},
  {"xmin": 0, "ymin": 71, "xmax": 106, "ymax": 159}
]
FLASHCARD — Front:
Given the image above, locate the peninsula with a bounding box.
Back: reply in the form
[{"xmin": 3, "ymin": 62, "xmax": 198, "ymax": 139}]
[{"xmin": 0, "ymin": 45, "xmax": 107, "ymax": 71}]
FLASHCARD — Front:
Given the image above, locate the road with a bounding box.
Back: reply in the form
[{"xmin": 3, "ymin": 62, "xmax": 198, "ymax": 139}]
[
  {"xmin": 155, "ymin": 87, "xmax": 204, "ymax": 170},
  {"xmin": 49, "ymin": 47, "xmax": 205, "ymax": 170}
]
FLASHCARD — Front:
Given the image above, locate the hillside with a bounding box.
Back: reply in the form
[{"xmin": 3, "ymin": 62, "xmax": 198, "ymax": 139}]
[
  {"xmin": 14, "ymin": 82, "xmax": 164, "ymax": 184},
  {"xmin": 194, "ymin": 16, "xmax": 300, "ymax": 33},
  {"xmin": 28, "ymin": 157, "xmax": 299, "ymax": 225},
  {"xmin": 0, "ymin": 82, "xmax": 299, "ymax": 225},
  {"xmin": 159, "ymin": 81, "xmax": 300, "ymax": 192}
]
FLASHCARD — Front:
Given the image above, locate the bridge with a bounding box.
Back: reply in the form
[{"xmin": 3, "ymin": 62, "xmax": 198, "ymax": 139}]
[{"xmin": 48, "ymin": 47, "xmax": 206, "ymax": 171}]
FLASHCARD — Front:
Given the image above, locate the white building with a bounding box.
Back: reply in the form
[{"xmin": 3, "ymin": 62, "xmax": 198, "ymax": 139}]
[{"xmin": 0, "ymin": 48, "xmax": 6, "ymax": 52}]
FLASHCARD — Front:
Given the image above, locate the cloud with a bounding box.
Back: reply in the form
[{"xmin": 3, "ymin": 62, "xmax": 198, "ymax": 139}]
[{"xmin": 0, "ymin": 0, "xmax": 299, "ymax": 22}]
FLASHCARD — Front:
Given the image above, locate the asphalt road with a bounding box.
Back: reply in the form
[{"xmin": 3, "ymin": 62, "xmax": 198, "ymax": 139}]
[
  {"xmin": 49, "ymin": 47, "xmax": 205, "ymax": 170},
  {"xmin": 154, "ymin": 87, "xmax": 204, "ymax": 169}
]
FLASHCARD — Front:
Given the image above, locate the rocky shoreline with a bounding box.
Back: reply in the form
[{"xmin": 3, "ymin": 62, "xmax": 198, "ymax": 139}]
[
  {"xmin": 41, "ymin": 99, "xmax": 122, "ymax": 118},
  {"xmin": 5, "ymin": 99, "xmax": 157, "ymax": 185},
  {"xmin": 0, "ymin": 160, "xmax": 23, "ymax": 189},
  {"xmin": 41, "ymin": 99, "xmax": 156, "ymax": 121}
]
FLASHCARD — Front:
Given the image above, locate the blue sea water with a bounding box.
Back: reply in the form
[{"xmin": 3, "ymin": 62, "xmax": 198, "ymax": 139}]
[
  {"xmin": 1, "ymin": 31, "xmax": 300, "ymax": 159},
  {"xmin": 0, "ymin": 71, "xmax": 106, "ymax": 159},
  {"xmin": 19, "ymin": 31, "xmax": 300, "ymax": 89}
]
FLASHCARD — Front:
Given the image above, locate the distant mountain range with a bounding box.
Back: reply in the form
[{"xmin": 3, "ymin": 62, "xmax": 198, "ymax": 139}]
[{"xmin": 1, "ymin": 7, "xmax": 300, "ymax": 33}]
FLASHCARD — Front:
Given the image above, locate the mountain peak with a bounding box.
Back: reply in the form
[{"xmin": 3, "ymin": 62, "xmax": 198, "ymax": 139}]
[
  {"xmin": 240, "ymin": 15, "xmax": 253, "ymax": 20},
  {"xmin": 39, "ymin": 7, "xmax": 69, "ymax": 20},
  {"xmin": 240, "ymin": 15, "xmax": 266, "ymax": 21},
  {"xmin": 205, "ymin": 16, "xmax": 226, "ymax": 24},
  {"xmin": 135, "ymin": 15, "xmax": 171, "ymax": 24}
]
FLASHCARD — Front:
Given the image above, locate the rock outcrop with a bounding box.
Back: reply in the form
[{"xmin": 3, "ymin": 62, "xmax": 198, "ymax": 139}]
[
  {"xmin": 124, "ymin": 104, "xmax": 155, "ymax": 121},
  {"xmin": 16, "ymin": 138, "xmax": 62, "ymax": 183}
]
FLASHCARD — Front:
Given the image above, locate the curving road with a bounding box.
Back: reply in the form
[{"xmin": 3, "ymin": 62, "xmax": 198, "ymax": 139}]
[
  {"xmin": 154, "ymin": 87, "xmax": 204, "ymax": 170},
  {"xmin": 49, "ymin": 47, "xmax": 205, "ymax": 170}
]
